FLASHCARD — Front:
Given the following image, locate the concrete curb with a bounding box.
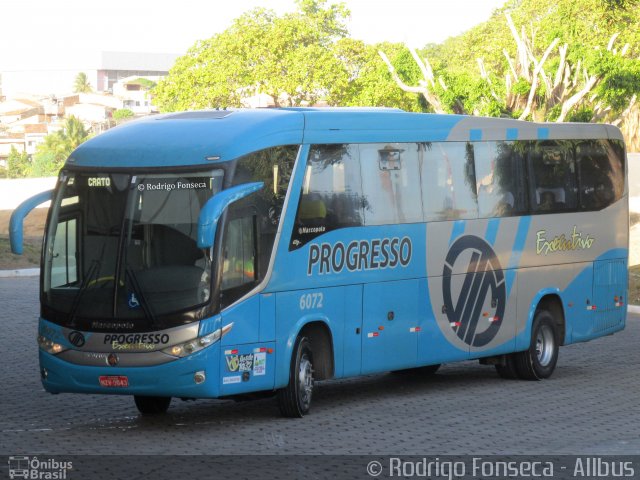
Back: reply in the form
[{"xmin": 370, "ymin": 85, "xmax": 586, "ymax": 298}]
[
  {"xmin": 0, "ymin": 268, "xmax": 40, "ymax": 278},
  {"xmin": 629, "ymin": 305, "xmax": 640, "ymax": 315}
]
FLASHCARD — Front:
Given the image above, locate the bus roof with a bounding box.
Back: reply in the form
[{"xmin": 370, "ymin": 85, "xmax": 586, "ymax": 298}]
[{"xmin": 68, "ymin": 108, "xmax": 624, "ymax": 169}]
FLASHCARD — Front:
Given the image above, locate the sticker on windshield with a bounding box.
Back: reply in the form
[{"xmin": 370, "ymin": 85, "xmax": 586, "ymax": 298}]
[{"xmin": 127, "ymin": 292, "xmax": 140, "ymax": 309}]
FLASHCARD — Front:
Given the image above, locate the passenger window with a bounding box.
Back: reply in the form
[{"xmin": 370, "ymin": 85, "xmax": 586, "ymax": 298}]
[
  {"xmin": 221, "ymin": 216, "xmax": 256, "ymax": 291},
  {"xmin": 290, "ymin": 144, "xmax": 363, "ymax": 249},
  {"xmin": 360, "ymin": 143, "xmax": 423, "ymax": 225},
  {"xmin": 50, "ymin": 217, "xmax": 79, "ymax": 288},
  {"xmin": 474, "ymin": 141, "xmax": 528, "ymax": 217},
  {"xmin": 421, "ymin": 142, "xmax": 478, "ymax": 221},
  {"xmin": 528, "ymin": 142, "xmax": 578, "ymax": 213},
  {"xmin": 577, "ymin": 140, "xmax": 625, "ymax": 211}
]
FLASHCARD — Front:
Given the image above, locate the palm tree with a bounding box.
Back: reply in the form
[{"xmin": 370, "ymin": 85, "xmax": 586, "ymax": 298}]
[
  {"xmin": 73, "ymin": 72, "xmax": 92, "ymax": 93},
  {"xmin": 39, "ymin": 116, "xmax": 90, "ymax": 165}
]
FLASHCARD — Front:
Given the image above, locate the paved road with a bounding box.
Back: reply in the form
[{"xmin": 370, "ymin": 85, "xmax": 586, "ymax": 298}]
[{"xmin": 1, "ymin": 276, "xmax": 639, "ymax": 457}]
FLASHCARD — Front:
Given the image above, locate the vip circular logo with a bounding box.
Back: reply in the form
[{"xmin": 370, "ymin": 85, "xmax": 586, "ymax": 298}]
[
  {"xmin": 442, "ymin": 235, "xmax": 505, "ymax": 347},
  {"xmin": 68, "ymin": 330, "xmax": 86, "ymax": 348}
]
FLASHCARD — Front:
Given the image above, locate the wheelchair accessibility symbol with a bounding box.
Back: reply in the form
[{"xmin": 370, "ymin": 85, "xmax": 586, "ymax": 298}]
[{"xmin": 442, "ymin": 235, "xmax": 506, "ymax": 347}]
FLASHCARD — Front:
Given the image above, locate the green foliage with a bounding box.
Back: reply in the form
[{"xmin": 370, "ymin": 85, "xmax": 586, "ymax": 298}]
[
  {"xmin": 154, "ymin": 0, "xmax": 352, "ymax": 110},
  {"xmin": 34, "ymin": 117, "xmax": 90, "ymax": 175},
  {"xmin": 132, "ymin": 78, "xmax": 157, "ymax": 90},
  {"xmin": 7, "ymin": 146, "xmax": 31, "ymax": 178},
  {"xmin": 338, "ymin": 40, "xmax": 426, "ymax": 111},
  {"xmin": 73, "ymin": 72, "xmax": 92, "ymax": 94},
  {"xmin": 113, "ymin": 109, "xmax": 135, "ymax": 121},
  {"xmin": 415, "ymin": 0, "xmax": 640, "ymax": 124},
  {"xmin": 30, "ymin": 151, "xmax": 60, "ymax": 177}
]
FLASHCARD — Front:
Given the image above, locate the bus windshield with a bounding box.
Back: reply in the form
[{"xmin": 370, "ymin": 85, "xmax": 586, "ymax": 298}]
[{"xmin": 42, "ymin": 170, "xmax": 224, "ymax": 324}]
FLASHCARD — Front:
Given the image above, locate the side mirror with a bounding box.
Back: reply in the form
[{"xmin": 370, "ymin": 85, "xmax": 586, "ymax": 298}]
[
  {"xmin": 197, "ymin": 182, "xmax": 264, "ymax": 248},
  {"xmin": 10, "ymin": 189, "xmax": 54, "ymax": 255}
]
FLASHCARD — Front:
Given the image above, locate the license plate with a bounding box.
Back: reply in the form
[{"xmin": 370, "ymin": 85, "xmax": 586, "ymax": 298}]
[{"xmin": 99, "ymin": 375, "xmax": 129, "ymax": 388}]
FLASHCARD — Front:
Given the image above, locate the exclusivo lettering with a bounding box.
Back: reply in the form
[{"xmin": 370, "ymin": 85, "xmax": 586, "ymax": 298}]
[{"xmin": 307, "ymin": 237, "xmax": 412, "ymax": 275}]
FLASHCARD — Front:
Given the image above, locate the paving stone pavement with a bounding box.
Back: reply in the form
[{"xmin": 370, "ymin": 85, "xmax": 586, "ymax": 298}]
[{"xmin": 1, "ymin": 277, "xmax": 639, "ymax": 458}]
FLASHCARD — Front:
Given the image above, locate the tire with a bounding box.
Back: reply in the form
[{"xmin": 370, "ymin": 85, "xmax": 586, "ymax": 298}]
[
  {"xmin": 134, "ymin": 395, "xmax": 171, "ymax": 415},
  {"xmin": 277, "ymin": 336, "xmax": 314, "ymax": 418},
  {"xmin": 495, "ymin": 354, "xmax": 519, "ymax": 379},
  {"xmin": 514, "ymin": 309, "xmax": 559, "ymax": 380}
]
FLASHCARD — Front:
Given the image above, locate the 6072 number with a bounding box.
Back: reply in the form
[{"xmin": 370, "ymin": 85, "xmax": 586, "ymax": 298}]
[{"xmin": 299, "ymin": 292, "xmax": 324, "ymax": 310}]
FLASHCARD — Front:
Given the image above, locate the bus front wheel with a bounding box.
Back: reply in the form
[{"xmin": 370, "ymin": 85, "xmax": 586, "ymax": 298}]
[
  {"xmin": 514, "ymin": 310, "xmax": 559, "ymax": 380},
  {"xmin": 134, "ymin": 395, "xmax": 171, "ymax": 415},
  {"xmin": 277, "ymin": 336, "xmax": 314, "ymax": 418}
]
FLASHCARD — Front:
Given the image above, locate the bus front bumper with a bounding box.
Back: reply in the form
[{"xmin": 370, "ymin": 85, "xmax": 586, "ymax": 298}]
[{"xmin": 39, "ymin": 344, "xmax": 222, "ymax": 398}]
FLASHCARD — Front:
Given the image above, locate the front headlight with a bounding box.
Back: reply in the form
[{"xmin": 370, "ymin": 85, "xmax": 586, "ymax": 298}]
[
  {"xmin": 37, "ymin": 334, "xmax": 68, "ymax": 355},
  {"xmin": 162, "ymin": 330, "xmax": 222, "ymax": 358}
]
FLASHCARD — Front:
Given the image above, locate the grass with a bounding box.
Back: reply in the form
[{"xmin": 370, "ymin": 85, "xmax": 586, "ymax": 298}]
[{"xmin": 0, "ymin": 236, "xmax": 42, "ymax": 270}]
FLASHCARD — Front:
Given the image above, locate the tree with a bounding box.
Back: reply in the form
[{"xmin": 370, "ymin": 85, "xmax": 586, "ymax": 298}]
[
  {"xmin": 340, "ymin": 40, "xmax": 426, "ymax": 112},
  {"xmin": 6, "ymin": 146, "xmax": 31, "ymax": 178},
  {"xmin": 73, "ymin": 72, "xmax": 92, "ymax": 93},
  {"xmin": 380, "ymin": 0, "xmax": 640, "ymax": 146},
  {"xmin": 35, "ymin": 116, "xmax": 90, "ymax": 174},
  {"xmin": 154, "ymin": 0, "xmax": 352, "ymax": 110}
]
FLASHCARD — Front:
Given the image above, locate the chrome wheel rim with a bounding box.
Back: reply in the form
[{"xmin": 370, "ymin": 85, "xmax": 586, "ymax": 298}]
[
  {"xmin": 536, "ymin": 324, "xmax": 555, "ymax": 367},
  {"xmin": 298, "ymin": 353, "xmax": 313, "ymax": 409}
]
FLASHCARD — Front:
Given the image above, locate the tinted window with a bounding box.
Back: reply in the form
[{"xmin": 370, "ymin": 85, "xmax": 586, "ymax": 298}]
[
  {"xmin": 360, "ymin": 143, "xmax": 423, "ymax": 225},
  {"xmin": 221, "ymin": 216, "xmax": 256, "ymax": 291},
  {"xmin": 232, "ymin": 146, "xmax": 298, "ymax": 278},
  {"xmin": 577, "ymin": 140, "xmax": 625, "ymax": 210},
  {"xmin": 421, "ymin": 142, "xmax": 478, "ymax": 221},
  {"xmin": 528, "ymin": 141, "xmax": 578, "ymax": 213},
  {"xmin": 474, "ymin": 141, "xmax": 528, "ymax": 217},
  {"xmin": 291, "ymin": 144, "xmax": 363, "ymax": 249}
]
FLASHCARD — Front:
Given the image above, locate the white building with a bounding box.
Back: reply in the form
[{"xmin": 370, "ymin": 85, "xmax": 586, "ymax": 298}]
[{"xmin": 0, "ymin": 51, "xmax": 178, "ymax": 98}]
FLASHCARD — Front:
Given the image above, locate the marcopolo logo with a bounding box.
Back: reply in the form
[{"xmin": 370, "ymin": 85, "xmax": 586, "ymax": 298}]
[
  {"xmin": 67, "ymin": 331, "xmax": 85, "ymax": 348},
  {"xmin": 442, "ymin": 235, "xmax": 505, "ymax": 348}
]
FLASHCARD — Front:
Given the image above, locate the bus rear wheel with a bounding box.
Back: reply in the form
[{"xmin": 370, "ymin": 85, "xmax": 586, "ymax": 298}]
[
  {"xmin": 134, "ymin": 395, "xmax": 171, "ymax": 415},
  {"xmin": 514, "ymin": 310, "xmax": 559, "ymax": 380},
  {"xmin": 277, "ymin": 336, "xmax": 314, "ymax": 418}
]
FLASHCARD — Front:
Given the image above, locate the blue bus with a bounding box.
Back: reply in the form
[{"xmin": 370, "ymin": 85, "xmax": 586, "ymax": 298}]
[{"xmin": 11, "ymin": 108, "xmax": 628, "ymax": 417}]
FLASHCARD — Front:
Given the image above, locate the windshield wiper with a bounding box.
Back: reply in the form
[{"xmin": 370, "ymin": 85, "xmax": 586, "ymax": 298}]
[{"xmin": 125, "ymin": 267, "xmax": 158, "ymax": 328}]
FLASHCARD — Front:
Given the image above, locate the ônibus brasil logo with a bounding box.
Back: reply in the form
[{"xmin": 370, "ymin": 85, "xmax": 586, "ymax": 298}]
[{"xmin": 442, "ymin": 235, "xmax": 505, "ymax": 347}]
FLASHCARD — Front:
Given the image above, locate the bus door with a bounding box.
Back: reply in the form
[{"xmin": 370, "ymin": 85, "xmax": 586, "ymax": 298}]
[{"xmin": 361, "ymin": 279, "xmax": 419, "ymax": 373}]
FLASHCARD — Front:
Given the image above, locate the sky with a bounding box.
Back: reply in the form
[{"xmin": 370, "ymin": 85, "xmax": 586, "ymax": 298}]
[{"xmin": 0, "ymin": 0, "xmax": 507, "ymax": 71}]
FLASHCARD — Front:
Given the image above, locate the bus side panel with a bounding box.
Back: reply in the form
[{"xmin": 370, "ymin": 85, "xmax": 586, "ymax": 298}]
[
  {"xmin": 220, "ymin": 295, "xmax": 261, "ymax": 346},
  {"xmin": 418, "ymin": 277, "xmax": 468, "ymax": 365},
  {"xmin": 274, "ymin": 287, "xmax": 344, "ymax": 389},
  {"xmin": 341, "ymin": 284, "xmax": 363, "ymax": 378},
  {"xmin": 219, "ymin": 341, "xmax": 276, "ymax": 396},
  {"xmin": 260, "ymin": 293, "xmax": 276, "ymax": 342},
  {"xmin": 361, "ymin": 279, "xmax": 419, "ymax": 374},
  {"xmin": 515, "ymin": 262, "xmax": 592, "ymax": 351}
]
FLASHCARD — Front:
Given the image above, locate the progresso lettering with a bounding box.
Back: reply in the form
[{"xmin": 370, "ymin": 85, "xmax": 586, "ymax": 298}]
[
  {"xmin": 103, "ymin": 333, "xmax": 169, "ymax": 345},
  {"xmin": 307, "ymin": 237, "xmax": 412, "ymax": 276}
]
